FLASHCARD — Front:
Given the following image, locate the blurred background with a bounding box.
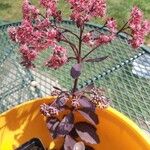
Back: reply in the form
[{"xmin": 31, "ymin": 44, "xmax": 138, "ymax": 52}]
[{"xmin": 0, "ymin": 0, "xmax": 150, "ymax": 43}]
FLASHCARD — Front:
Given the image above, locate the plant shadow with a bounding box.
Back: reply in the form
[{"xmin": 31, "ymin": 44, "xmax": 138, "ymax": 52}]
[{"xmin": 0, "ymin": 98, "xmax": 53, "ymax": 149}]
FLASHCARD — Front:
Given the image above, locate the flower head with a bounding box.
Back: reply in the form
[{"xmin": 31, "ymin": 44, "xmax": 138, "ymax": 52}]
[
  {"xmin": 22, "ymin": 0, "xmax": 39, "ymax": 20},
  {"xmin": 46, "ymin": 46, "xmax": 68, "ymax": 69},
  {"xmin": 68, "ymin": 0, "xmax": 106, "ymax": 27},
  {"xmin": 40, "ymin": 103, "xmax": 59, "ymax": 117},
  {"xmin": 129, "ymin": 6, "xmax": 150, "ymax": 48},
  {"xmin": 106, "ymin": 18, "xmax": 117, "ymax": 33},
  {"xmin": 129, "ymin": 6, "xmax": 143, "ymax": 30},
  {"xmin": 7, "ymin": 27, "xmax": 17, "ymax": 42}
]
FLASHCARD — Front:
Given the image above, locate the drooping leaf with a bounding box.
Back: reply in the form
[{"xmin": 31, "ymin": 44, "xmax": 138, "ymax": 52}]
[
  {"xmin": 55, "ymin": 93, "xmax": 68, "ymax": 107},
  {"xmin": 73, "ymin": 84, "xmax": 94, "ymax": 101},
  {"xmin": 64, "ymin": 135, "xmax": 76, "ymax": 150},
  {"xmin": 46, "ymin": 118, "xmax": 59, "ymax": 130},
  {"xmin": 51, "ymin": 92, "xmax": 69, "ymax": 108},
  {"xmin": 74, "ymin": 84, "xmax": 94, "ymax": 96},
  {"xmin": 57, "ymin": 113, "xmax": 74, "ymax": 136},
  {"xmin": 70, "ymin": 63, "xmax": 82, "ymax": 79},
  {"xmin": 47, "ymin": 119, "xmax": 60, "ymax": 139},
  {"xmin": 75, "ymin": 122, "xmax": 100, "ymax": 144},
  {"xmin": 79, "ymin": 96, "xmax": 95, "ymax": 111},
  {"xmin": 78, "ymin": 108, "xmax": 99, "ymax": 125},
  {"xmin": 85, "ymin": 56, "xmax": 108, "ymax": 63}
]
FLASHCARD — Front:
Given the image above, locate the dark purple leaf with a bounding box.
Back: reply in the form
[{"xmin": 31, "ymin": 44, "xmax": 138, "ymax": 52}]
[
  {"xmin": 85, "ymin": 56, "xmax": 108, "ymax": 63},
  {"xmin": 57, "ymin": 113, "xmax": 74, "ymax": 136},
  {"xmin": 79, "ymin": 96, "xmax": 96, "ymax": 111},
  {"xmin": 46, "ymin": 118, "xmax": 59, "ymax": 130},
  {"xmin": 75, "ymin": 122, "xmax": 100, "ymax": 144},
  {"xmin": 70, "ymin": 63, "xmax": 82, "ymax": 79},
  {"xmin": 74, "ymin": 84, "xmax": 94, "ymax": 96},
  {"xmin": 52, "ymin": 92, "xmax": 68, "ymax": 108},
  {"xmin": 69, "ymin": 127, "xmax": 79, "ymax": 138},
  {"xmin": 78, "ymin": 108, "xmax": 99, "ymax": 125},
  {"xmin": 64, "ymin": 135, "xmax": 76, "ymax": 150},
  {"xmin": 85, "ymin": 145, "xmax": 94, "ymax": 150},
  {"xmin": 47, "ymin": 118, "xmax": 60, "ymax": 139}
]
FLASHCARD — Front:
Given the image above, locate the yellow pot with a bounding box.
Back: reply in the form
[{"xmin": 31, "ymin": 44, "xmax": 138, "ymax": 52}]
[{"xmin": 0, "ymin": 97, "xmax": 149, "ymax": 150}]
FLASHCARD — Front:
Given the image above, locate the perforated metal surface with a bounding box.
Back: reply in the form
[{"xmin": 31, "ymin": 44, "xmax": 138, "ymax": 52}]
[{"xmin": 0, "ymin": 20, "xmax": 150, "ymax": 132}]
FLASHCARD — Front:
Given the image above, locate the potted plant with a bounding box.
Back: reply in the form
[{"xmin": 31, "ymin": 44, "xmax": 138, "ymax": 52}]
[{"xmin": 0, "ymin": 0, "xmax": 150, "ymax": 149}]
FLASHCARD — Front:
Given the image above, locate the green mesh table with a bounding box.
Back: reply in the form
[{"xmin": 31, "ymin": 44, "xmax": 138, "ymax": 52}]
[{"xmin": 0, "ymin": 20, "xmax": 150, "ymax": 133}]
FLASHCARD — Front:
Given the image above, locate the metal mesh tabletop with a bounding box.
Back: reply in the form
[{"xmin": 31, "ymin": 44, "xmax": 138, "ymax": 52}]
[{"xmin": 0, "ymin": 20, "xmax": 150, "ymax": 132}]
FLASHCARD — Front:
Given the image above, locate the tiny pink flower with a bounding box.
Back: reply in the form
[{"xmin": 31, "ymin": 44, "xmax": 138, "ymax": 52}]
[
  {"xmin": 130, "ymin": 35, "xmax": 144, "ymax": 48},
  {"xmin": 106, "ymin": 18, "xmax": 117, "ymax": 33},
  {"xmin": 96, "ymin": 34, "xmax": 115, "ymax": 46},
  {"xmin": 68, "ymin": 0, "xmax": 106, "ymax": 27},
  {"xmin": 129, "ymin": 6, "xmax": 143, "ymax": 30},
  {"xmin": 22, "ymin": 0, "xmax": 39, "ymax": 20},
  {"xmin": 82, "ymin": 32, "xmax": 92, "ymax": 43},
  {"xmin": 46, "ymin": 46, "xmax": 67, "ymax": 69},
  {"xmin": 35, "ymin": 18, "xmax": 51, "ymax": 29},
  {"xmin": 40, "ymin": 103, "xmax": 59, "ymax": 117},
  {"xmin": 47, "ymin": 29, "xmax": 58, "ymax": 39},
  {"xmin": 129, "ymin": 6, "xmax": 150, "ymax": 48},
  {"xmin": 142, "ymin": 20, "xmax": 150, "ymax": 35},
  {"xmin": 7, "ymin": 27, "xmax": 17, "ymax": 42},
  {"xmin": 20, "ymin": 44, "xmax": 37, "ymax": 61}
]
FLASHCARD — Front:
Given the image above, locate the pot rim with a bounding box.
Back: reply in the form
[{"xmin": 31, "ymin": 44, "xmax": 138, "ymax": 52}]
[{"xmin": 0, "ymin": 96, "xmax": 150, "ymax": 147}]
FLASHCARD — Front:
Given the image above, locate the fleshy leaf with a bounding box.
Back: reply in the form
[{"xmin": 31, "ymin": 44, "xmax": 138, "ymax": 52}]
[
  {"xmin": 78, "ymin": 108, "xmax": 99, "ymax": 125},
  {"xmin": 70, "ymin": 63, "xmax": 82, "ymax": 79},
  {"xmin": 85, "ymin": 56, "xmax": 108, "ymax": 63},
  {"xmin": 64, "ymin": 135, "xmax": 76, "ymax": 150},
  {"xmin": 79, "ymin": 96, "xmax": 95, "ymax": 111},
  {"xmin": 46, "ymin": 118, "xmax": 59, "ymax": 130},
  {"xmin": 49, "ymin": 119, "xmax": 60, "ymax": 139},
  {"xmin": 57, "ymin": 113, "xmax": 74, "ymax": 136},
  {"xmin": 75, "ymin": 122, "xmax": 100, "ymax": 144},
  {"xmin": 54, "ymin": 92, "xmax": 68, "ymax": 107},
  {"xmin": 69, "ymin": 127, "xmax": 79, "ymax": 138}
]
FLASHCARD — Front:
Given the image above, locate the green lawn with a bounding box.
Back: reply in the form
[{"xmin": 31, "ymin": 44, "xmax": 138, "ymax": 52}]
[{"xmin": 0, "ymin": 0, "xmax": 150, "ymax": 23}]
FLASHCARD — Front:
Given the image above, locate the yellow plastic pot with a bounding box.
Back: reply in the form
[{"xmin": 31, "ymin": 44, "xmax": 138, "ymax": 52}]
[{"xmin": 0, "ymin": 97, "xmax": 150, "ymax": 150}]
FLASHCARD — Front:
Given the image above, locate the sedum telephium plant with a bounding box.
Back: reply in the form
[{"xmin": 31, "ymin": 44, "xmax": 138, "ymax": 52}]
[{"xmin": 8, "ymin": 0, "xmax": 150, "ymax": 149}]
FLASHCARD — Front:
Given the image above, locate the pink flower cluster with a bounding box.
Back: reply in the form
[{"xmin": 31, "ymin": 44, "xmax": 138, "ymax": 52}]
[
  {"xmin": 106, "ymin": 18, "xmax": 117, "ymax": 33},
  {"xmin": 68, "ymin": 0, "xmax": 106, "ymax": 27},
  {"xmin": 45, "ymin": 45, "xmax": 68, "ymax": 69},
  {"xmin": 83, "ymin": 18, "xmax": 117, "ymax": 46},
  {"xmin": 8, "ymin": 0, "xmax": 150, "ymax": 70},
  {"xmin": 129, "ymin": 6, "xmax": 150, "ymax": 48},
  {"xmin": 40, "ymin": 0, "xmax": 61, "ymax": 21},
  {"xmin": 83, "ymin": 32, "xmax": 115, "ymax": 47},
  {"xmin": 8, "ymin": 0, "xmax": 65, "ymax": 69},
  {"xmin": 8, "ymin": 18, "xmax": 60, "ymax": 68},
  {"xmin": 22, "ymin": 0, "xmax": 39, "ymax": 20},
  {"xmin": 40, "ymin": 103, "xmax": 59, "ymax": 117}
]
